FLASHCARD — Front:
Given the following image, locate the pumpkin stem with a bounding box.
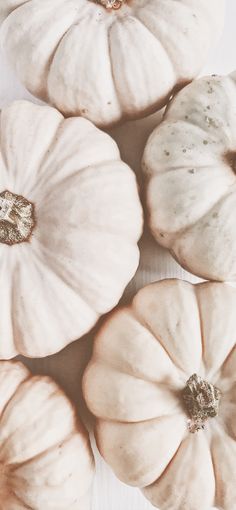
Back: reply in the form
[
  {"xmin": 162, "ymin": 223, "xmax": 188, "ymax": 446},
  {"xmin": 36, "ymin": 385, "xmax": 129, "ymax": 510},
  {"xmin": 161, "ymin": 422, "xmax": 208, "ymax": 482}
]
[
  {"xmin": 96, "ymin": 0, "xmax": 125, "ymax": 10},
  {"xmin": 182, "ymin": 374, "xmax": 221, "ymax": 433},
  {"xmin": 0, "ymin": 190, "xmax": 35, "ymax": 245}
]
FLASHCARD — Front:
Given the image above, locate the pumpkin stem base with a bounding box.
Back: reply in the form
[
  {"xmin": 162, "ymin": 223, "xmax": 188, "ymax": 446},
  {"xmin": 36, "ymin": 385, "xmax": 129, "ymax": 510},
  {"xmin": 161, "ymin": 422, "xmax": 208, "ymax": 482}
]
[
  {"xmin": 182, "ymin": 374, "xmax": 221, "ymax": 433},
  {"xmin": 0, "ymin": 190, "xmax": 35, "ymax": 245},
  {"xmin": 95, "ymin": 0, "xmax": 125, "ymax": 10}
]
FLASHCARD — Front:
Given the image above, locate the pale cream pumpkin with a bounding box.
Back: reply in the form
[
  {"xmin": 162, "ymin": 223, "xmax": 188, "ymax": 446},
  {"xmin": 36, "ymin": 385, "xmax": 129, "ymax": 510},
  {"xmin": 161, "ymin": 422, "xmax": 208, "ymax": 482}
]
[
  {"xmin": 83, "ymin": 279, "xmax": 236, "ymax": 510},
  {"xmin": 143, "ymin": 72, "xmax": 236, "ymax": 282},
  {"xmin": 0, "ymin": 360, "xmax": 94, "ymax": 509},
  {"xmin": 0, "ymin": 100, "xmax": 142, "ymax": 359},
  {"xmin": 0, "ymin": 1, "xmax": 224, "ymax": 127}
]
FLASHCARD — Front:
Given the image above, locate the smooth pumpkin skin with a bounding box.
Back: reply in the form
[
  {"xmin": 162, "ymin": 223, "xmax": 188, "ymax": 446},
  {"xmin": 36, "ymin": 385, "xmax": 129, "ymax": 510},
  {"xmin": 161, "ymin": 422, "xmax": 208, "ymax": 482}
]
[
  {"xmin": 143, "ymin": 72, "xmax": 236, "ymax": 282},
  {"xmin": 0, "ymin": 100, "xmax": 142, "ymax": 359},
  {"xmin": 83, "ymin": 279, "xmax": 236, "ymax": 510},
  {"xmin": 0, "ymin": 0, "xmax": 224, "ymax": 127},
  {"xmin": 0, "ymin": 360, "xmax": 94, "ymax": 509}
]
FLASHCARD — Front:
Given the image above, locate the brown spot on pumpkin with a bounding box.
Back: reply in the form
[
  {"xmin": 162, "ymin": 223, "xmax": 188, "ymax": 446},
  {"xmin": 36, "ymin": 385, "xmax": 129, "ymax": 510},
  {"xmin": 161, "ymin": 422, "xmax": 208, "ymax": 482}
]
[
  {"xmin": 212, "ymin": 212, "xmax": 218, "ymax": 218},
  {"xmin": 188, "ymin": 169, "xmax": 195, "ymax": 174},
  {"xmin": 184, "ymin": 115, "xmax": 189, "ymax": 120},
  {"xmin": 203, "ymin": 140, "xmax": 208, "ymax": 145},
  {"xmin": 183, "ymin": 149, "xmax": 187, "ymax": 153},
  {"xmin": 164, "ymin": 150, "xmax": 170, "ymax": 156},
  {"xmin": 107, "ymin": 101, "xmax": 111, "ymax": 105}
]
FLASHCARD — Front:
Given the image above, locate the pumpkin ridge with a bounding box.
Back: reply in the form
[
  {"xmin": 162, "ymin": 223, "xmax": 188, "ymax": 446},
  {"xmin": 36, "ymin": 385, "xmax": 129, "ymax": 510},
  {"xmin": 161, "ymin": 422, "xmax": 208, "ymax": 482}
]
[
  {"xmin": 0, "ymin": 374, "xmax": 31, "ymax": 428},
  {"xmin": 23, "ymin": 117, "xmax": 65, "ymax": 195},
  {"xmin": 130, "ymin": 10, "xmax": 176, "ymax": 79},
  {"xmin": 161, "ymin": 185, "xmax": 236, "ymax": 251},
  {"xmin": 0, "ymin": 384, "xmax": 61, "ymax": 458},
  {"xmin": 131, "ymin": 305, "xmax": 188, "ymax": 377},
  {"xmin": 10, "ymin": 429, "xmax": 77, "ymax": 474},
  {"xmin": 0, "ymin": 1, "xmax": 30, "ymax": 26},
  {"xmin": 9, "ymin": 488, "xmax": 34, "ymax": 510}
]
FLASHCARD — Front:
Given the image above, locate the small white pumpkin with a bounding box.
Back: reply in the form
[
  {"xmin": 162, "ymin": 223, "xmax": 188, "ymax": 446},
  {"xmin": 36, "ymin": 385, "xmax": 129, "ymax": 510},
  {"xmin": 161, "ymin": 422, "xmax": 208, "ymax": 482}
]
[
  {"xmin": 0, "ymin": 100, "xmax": 142, "ymax": 359},
  {"xmin": 143, "ymin": 72, "xmax": 236, "ymax": 281},
  {"xmin": 84, "ymin": 279, "xmax": 236, "ymax": 510},
  {"xmin": 0, "ymin": 360, "xmax": 94, "ymax": 509},
  {"xmin": 0, "ymin": 0, "xmax": 224, "ymax": 127}
]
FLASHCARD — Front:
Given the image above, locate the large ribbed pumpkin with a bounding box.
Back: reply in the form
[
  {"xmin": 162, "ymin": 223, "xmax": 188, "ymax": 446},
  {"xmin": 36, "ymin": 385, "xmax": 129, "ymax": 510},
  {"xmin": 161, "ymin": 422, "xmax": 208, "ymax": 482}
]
[
  {"xmin": 84, "ymin": 279, "xmax": 236, "ymax": 510},
  {"xmin": 0, "ymin": 361, "xmax": 94, "ymax": 509},
  {"xmin": 0, "ymin": 0, "xmax": 224, "ymax": 126},
  {"xmin": 0, "ymin": 100, "xmax": 142, "ymax": 359},
  {"xmin": 143, "ymin": 72, "xmax": 236, "ymax": 281}
]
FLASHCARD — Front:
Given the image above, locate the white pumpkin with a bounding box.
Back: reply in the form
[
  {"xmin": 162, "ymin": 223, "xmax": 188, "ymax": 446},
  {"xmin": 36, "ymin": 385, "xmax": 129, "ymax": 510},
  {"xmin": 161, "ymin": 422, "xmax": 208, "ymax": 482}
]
[
  {"xmin": 0, "ymin": 100, "xmax": 142, "ymax": 359},
  {"xmin": 143, "ymin": 72, "xmax": 236, "ymax": 282},
  {"xmin": 83, "ymin": 279, "xmax": 236, "ymax": 510},
  {"xmin": 0, "ymin": 0, "xmax": 224, "ymax": 127},
  {"xmin": 0, "ymin": 360, "xmax": 94, "ymax": 509}
]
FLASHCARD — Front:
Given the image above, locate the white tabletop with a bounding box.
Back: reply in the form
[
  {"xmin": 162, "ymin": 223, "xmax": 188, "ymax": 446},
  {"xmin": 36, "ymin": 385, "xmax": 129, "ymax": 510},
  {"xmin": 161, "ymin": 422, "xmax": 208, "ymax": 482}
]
[{"xmin": 0, "ymin": 2, "xmax": 235, "ymax": 509}]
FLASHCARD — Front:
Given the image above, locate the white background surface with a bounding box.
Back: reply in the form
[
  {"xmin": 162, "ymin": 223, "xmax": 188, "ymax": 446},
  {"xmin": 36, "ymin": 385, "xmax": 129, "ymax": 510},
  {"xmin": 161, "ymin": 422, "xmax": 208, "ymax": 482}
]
[{"xmin": 0, "ymin": 2, "xmax": 236, "ymax": 509}]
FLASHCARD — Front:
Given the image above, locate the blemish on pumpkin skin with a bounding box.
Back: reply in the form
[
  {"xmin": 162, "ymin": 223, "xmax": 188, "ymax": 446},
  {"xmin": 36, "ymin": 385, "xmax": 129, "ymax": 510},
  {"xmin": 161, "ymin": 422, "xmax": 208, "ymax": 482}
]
[
  {"xmin": 188, "ymin": 169, "xmax": 195, "ymax": 174},
  {"xmin": 212, "ymin": 212, "xmax": 218, "ymax": 218},
  {"xmin": 164, "ymin": 150, "xmax": 170, "ymax": 156},
  {"xmin": 203, "ymin": 140, "xmax": 208, "ymax": 145},
  {"xmin": 182, "ymin": 149, "xmax": 187, "ymax": 153}
]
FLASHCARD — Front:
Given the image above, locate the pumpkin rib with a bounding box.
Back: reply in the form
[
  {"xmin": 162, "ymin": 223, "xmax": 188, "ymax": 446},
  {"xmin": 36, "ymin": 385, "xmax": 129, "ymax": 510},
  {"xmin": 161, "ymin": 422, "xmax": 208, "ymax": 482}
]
[
  {"xmin": 0, "ymin": 384, "xmax": 62, "ymax": 460},
  {"xmin": 131, "ymin": 307, "xmax": 179, "ymax": 370},
  {"xmin": 95, "ymin": 414, "xmax": 186, "ymax": 488},
  {"xmin": 0, "ymin": 377, "xmax": 31, "ymax": 428},
  {"xmin": 131, "ymin": 286, "xmax": 200, "ymax": 377},
  {"xmin": 134, "ymin": 3, "xmax": 186, "ymax": 81},
  {"xmin": 211, "ymin": 430, "xmax": 236, "ymax": 509},
  {"xmin": 169, "ymin": 187, "xmax": 236, "ymax": 279},
  {"xmin": 91, "ymin": 308, "xmax": 183, "ymax": 385},
  {"xmin": 219, "ymin": 344, "xmax": 236, "ymax": 380},
  {"xmin": 9, "ymin": 489, "xmax": 34, "ymax": 510},
  {"xmin": 107, "ymin": 21, "xmax": 122, "ymax": 112},
  {"xmin": 10, "ymin": 250, "xmax": 98, "ymax": 357},
  {"xmin": 0, "ymin": 1, "xmax": 30, "ymax": 25},
  {"xmin": 0, "ymin": 101, "xmax": 64, "ymax": 194},
  {"xmin": 32, "ymin": 244, "xmax": 102, "ymax": 316},
  {"xmin": 194, "ymin": 288, "xmax": 206, "ymax": 364},
  {"xmin": 128, "ymin": 11, "xmax": 176, "ymax": 85},
  {"xmin": 32, "ymin": 235, "xmax": 138, "ymax": 316},
  {"xmin": 151, "ymin": 183, "xmax": 236, "ymax": 249},
  {"xmin": 144, "ymin": 432, "xmax": 215, "ymax": 510},
  {"xmin": 10, "ymin": 430, "xmax": 76, "ymax": 473},
  {"xmin": 23, "ymin": 115, "xmax": 65, "ymax": 190},
  {"xmin": 45, "ymin": 15, "xmax": 93, "ymax": 106}
]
